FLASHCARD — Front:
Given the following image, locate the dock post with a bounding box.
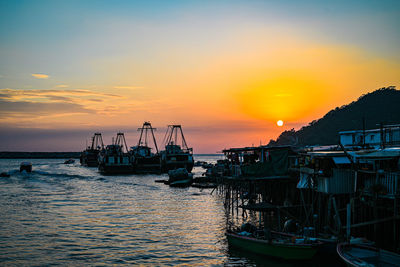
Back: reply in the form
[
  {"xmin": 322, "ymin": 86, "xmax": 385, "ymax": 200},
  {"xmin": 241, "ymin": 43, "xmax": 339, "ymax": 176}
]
[
  {"xmin": 395, "ymin": 197, "xmax": 398, "ymax": 251},
  {"xmin": 347, "ymin": 203, "xmax": 351, "ymax": 240},
  {"xmin": 277, "ymin": 208, "xmax": 281, "ymax": 231}
]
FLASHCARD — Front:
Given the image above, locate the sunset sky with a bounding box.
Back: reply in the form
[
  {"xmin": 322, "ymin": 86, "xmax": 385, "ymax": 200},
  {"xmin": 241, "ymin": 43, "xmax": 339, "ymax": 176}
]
[{"xmin": 1, "ymin": 0, "xmax": 400, "ymax": 153}]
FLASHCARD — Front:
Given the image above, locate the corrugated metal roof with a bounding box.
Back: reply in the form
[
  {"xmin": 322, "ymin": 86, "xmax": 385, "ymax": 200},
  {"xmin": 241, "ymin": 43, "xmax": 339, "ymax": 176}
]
[
  {"xmin": 333, "ymin": 157, "xmax": 351, "ymax": 164},
  {"xmin": 306, "ymin": 151, "xmax": 346, "ymax": 157},
  {"xmin": 348, "ymin": 148, "xmax": 400, "ymax": 159}
]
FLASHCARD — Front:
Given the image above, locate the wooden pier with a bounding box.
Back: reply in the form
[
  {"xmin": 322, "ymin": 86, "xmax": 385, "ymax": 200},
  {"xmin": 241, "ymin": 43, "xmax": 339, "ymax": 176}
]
[{"xmin": 212, "ymin": 144, "xmax": 400, "ymax": 253}]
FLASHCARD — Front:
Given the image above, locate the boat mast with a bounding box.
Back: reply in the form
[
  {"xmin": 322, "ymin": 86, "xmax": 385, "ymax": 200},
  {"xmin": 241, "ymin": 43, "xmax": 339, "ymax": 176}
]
[
  {"xmin": 165, "ymin": 125, "xmax": 189, "ymax": 150},
  {"xmin": 137, "ymin": 122, "xmax": 159, "ymax": 153},
  {"xmin": 115, "ymin": 132, "xmax": 129, "ymax": 153},
  {"xmin": 91, "ymin": 132, "xmax": 104, "ymax": 150}
]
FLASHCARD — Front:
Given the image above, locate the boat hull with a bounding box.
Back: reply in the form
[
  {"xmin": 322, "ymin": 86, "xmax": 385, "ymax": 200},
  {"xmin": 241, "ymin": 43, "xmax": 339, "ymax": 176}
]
[
  {"xmin": 162, "ymin": 158, "xmax": 194, "ymax": 173},
  {"xmin": 98, "ymin": 164, "xmax": 134, "ymax": 175},
  {"xmin": 80, "ymin": 150, "xmax": 100, "ymax": 167},
  {"xmin": 160, "ymin": 151, "xmax": 194, "ymax": 173},
  {"xmin": 133, "ymin": 156, "xmax": 161, "ymax": 174},
  {"xmin": 169, "ymin": 178, "xmax": 193, "ymax": 187},
  {"xmin": 226, "ymin": 232, "xmax": 319, "ymax": 260},
  {"xmin": 337, "ymin": 243, "xmax": 400, "ymax": 267}
]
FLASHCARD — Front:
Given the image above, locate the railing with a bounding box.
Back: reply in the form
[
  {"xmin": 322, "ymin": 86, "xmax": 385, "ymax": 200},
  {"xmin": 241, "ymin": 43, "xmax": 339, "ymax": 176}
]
[{"xmin": 231, "ymin": 165, "xmax": 242, "ymax": 177}]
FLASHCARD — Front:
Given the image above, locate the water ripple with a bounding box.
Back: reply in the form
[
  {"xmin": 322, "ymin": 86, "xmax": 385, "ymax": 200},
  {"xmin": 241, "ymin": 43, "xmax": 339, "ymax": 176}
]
[{"xmin": 0, "ymin": 157, "xmax": 233, "ymax": 266}]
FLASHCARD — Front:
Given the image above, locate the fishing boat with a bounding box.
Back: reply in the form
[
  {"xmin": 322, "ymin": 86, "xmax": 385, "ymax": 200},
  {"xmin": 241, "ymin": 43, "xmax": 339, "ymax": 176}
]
[
  {"xmin": 160, "ymin": 125, "xmax": 194, "ymax": 172},
  {"xmin": 337, "ymin": 243, "xmax": 400, "ymax": 266},
  {"xmin": 80, "ymin": 133, "xmax": 104, "ymax": 167},
  {"xmin": 226, "ymin": 230, "xmax": 321, "ymax": 260},
  {"xmin": 130, "ymin": 122, "xmax": 161, "ymax": 173},
  {"xmin": 168, "ymin": 168, "xmax": 193, "ymax": 187},
  {"xmin": 98, "ymin": 133, "xmax": 133, "ymax": 175}
]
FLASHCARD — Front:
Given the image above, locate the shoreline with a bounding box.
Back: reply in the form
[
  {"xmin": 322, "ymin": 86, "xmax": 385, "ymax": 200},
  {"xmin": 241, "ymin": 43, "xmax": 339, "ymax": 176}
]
[{"xmin": 0, "ymin": 152, "xmax": 222, "ymax": 159}]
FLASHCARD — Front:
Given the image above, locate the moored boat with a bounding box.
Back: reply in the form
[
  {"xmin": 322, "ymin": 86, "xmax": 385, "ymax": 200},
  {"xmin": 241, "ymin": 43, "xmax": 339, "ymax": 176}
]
[
  {"xmin": 168, "ymin": 168, "xmax": 193, "ymax": 187},
  {"xmin": 80, "ymin": 133, "xmax": 104, "ymax": 167},
  {"xmin": 98, "ymin": 133, "xmax": 133, "ymax": 175},
  {"xmin": 337, "ymin": 242, "xmax": 400, "ymax": 267},
  {"xmin": 169, "ymin": 178, "xmax": 193, "ymax": 187},
  {"xmin": 160, "ymin": 125, "xmax": 194, "ymax": 172},
  {"xmin": 130, "ymin": 122, "xmax": 161, "ymax": 173},
  {"xmin": 226, "ymin": 230, "xmax": 321, "ymax": 260}
]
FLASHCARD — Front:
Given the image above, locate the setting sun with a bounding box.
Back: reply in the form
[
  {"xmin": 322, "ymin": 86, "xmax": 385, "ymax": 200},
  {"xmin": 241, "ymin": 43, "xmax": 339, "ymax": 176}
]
[{"xmin": 277, "ymin": 120, "xmax": 284, "ymax": 127}]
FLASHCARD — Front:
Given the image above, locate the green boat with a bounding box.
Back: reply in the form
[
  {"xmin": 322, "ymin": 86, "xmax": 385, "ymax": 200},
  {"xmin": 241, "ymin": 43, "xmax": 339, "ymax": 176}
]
[{"xmin": 226, "ymin": 231, "xmax": 321, "ymax": 260}]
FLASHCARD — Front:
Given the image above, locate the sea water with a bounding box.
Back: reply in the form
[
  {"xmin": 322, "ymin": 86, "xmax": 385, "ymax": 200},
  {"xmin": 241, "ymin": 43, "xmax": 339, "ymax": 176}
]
[{"xmin": 0, "ymin": 155, "xmax": 340, "ymax": 266}]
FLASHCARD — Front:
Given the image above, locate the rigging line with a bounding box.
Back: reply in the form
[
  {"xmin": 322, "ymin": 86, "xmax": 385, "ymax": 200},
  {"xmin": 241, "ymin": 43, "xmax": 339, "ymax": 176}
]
[{"xmin": 161, "ymin": 125, "xmax": 169, "ymax": 146}]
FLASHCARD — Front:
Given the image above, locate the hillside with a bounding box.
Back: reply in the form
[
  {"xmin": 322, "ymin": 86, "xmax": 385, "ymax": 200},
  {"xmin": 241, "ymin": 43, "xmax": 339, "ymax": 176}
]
[{"xmin": 269, "ymin": 86, "xmax": 400, "ymax": 146}]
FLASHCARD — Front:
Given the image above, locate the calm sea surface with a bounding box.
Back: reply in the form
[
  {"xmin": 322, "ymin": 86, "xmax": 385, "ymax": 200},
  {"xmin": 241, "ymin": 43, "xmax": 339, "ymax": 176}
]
[{"xmin": 0, "ymin": 155, "xmax": 340, "ymax": 266}]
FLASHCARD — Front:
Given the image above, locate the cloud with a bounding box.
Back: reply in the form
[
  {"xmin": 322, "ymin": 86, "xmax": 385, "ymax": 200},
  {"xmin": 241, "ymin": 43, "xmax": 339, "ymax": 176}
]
[
  {"xmin": 31, "ymin": 73, "xmax": 49, "ymax": 79},
  {"xmin": 0, "ymin": 93, "xmax": 11, "ymax": 99},
  {"xmin": 0, "ymin": 88, "xmax": 121, "ymax": 101},
  {"xmin": 45, "ymin": 95, "xmax": 74, "ymax": 102},
  {"xmin": 113, "ymin": 86, "xmax": 143, "ymax": 90},
  {"xmin": 55, "ymin": 84, "xmax": 69, "ymax": 88},
  {"xmin": 0, "ymin": 100, "xmax": 94, "ymax": 117},
  {"xmin": 0, "ymin": 88, "xmax": 124, "ymax": 121}
]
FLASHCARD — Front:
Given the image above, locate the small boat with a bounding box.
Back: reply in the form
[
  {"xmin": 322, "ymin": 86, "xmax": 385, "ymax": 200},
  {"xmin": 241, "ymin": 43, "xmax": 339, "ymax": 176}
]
[
  {"xmin": 168, "ymin": 168, "xmax": 193, "ymax": 187},
  {"xmin": 80, "ymin": 133, "xmax": 104, "ymax": 167},
  {"xmin": 0, "ymin": 172, "xmax": 10, "ymax": 178},
  {"xmin": 20, "ymin": 162, "xmax": 32, "ymax": 173},
  {"xmin": 337, "ymin": 243, "xmax": 400, "ymax": 266},
  {"xmin": 154, "ymin": 179, "xmax": 169, "ymax": 184},
  {"xmin": 315, "ymin": 234, "xmax": 374, "ymax": 254},
  {"xmin": 64, "ymin": 158, "xmax": 75, "ymax": 164},
  {"xmin": 226, "ymin": 230, "xmax": 321, "ymax": 260}
]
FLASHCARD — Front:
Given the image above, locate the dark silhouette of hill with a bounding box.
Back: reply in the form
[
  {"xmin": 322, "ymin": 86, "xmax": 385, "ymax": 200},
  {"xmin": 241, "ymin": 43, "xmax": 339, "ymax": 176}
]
[{"xmin": 269, "ymin": 86, "xmax": 400, "ymax": 146}]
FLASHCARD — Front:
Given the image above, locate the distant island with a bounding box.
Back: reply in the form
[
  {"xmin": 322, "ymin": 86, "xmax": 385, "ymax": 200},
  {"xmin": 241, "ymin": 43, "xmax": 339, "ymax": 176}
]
[
  {"xmin": 269, "ymin": 86, "xmax": 400, "ymax": 146},
  {"xmin": 0, "ymin": 152, "xmax": 81, "ymax": 159}
]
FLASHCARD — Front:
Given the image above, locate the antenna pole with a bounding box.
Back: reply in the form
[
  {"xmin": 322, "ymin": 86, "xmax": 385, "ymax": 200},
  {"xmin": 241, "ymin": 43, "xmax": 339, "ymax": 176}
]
[{"xmin": 362, "ymin": 117, "xmax": 366, "ymax": 148}]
